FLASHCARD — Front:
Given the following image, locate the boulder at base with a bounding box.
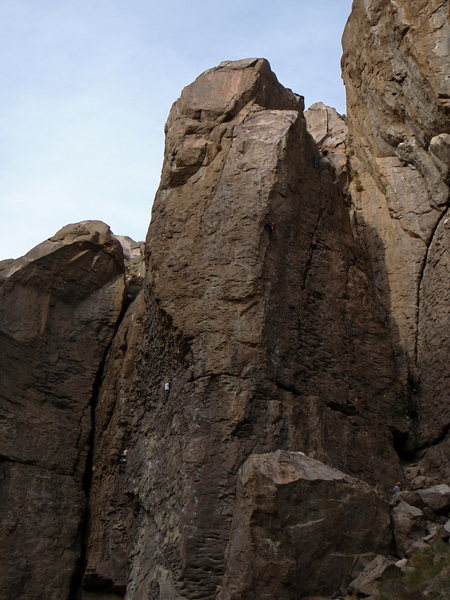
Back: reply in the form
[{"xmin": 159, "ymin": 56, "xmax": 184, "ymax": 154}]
[{"xmin": 219, "ymin": 450, "xmax": 391, "ymax": 599}]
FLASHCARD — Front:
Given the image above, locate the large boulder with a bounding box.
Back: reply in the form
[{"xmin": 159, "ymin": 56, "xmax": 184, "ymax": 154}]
[
  {"xmin": 0, "ymin": 221, "xmax": 125, "ymax": 600},
  {"xmin": 391, "ymin": 500, "xmax": 426, "ymax": 556},
  {"xmin": 418, "ymin": 484, "xmax": 450, "ymax": 513},
  {"xmin": 219, "ymin": 451, "xmax": 391, "ymax": 599}
]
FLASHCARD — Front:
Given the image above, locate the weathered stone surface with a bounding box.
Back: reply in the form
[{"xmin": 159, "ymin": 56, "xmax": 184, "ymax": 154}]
[
  {"xmin": 391, "ymin": 500, "xmax": 426, "ymax": 556},
  {"xmin": 116, "ymin": 56, "xmax": 407, "ymax": 599},
  {"xmin": 2, "ymin": 1, "xmax": 449, "ymax": 595},
  {"xmin": 114, "ymin": 235, "xmax": 145, "ymax": 299},
  {"xmin": 418, "ymin": 484, "xmax": 450, "ymax": 513},
  {"xmin": 0, "ymin": 221, "xmax": 125, "ymax": 600},
  {"xmin": 348, "ymin": 554, "xmax": 397, "ymax": 597},
  {"xmin": 417, "ymin": 434, "xmax": 450, "ymax": 484},
  {"xmin": 398, "ymin": 490, "xmax": 424, "ymax": 509},
  {"xmin": 218, "ymin": 451, "xmax": 391, "ymax": 599},
  {"xmin": 304, "ymin": 102, "xmax": 348, "ymax": 185},
  {"xmin": 82, "ymin": 291, "xmax": 146, "ymax": 597},
  {"xmin": 410, "ymin": 475, "xmax": 432, "ymax": 490},
  {"xmin": 342, "ymin": 0, "xmax": 450, "ymax": 459}
]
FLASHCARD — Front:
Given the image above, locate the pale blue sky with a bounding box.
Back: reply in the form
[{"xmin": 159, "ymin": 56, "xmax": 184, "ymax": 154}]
[{"xmin": 0, "ymin": 0, "xmax": 353, "ymax": 259}]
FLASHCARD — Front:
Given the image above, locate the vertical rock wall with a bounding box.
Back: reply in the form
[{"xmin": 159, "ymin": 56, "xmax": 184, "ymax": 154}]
[
  {"xmin": 0, "ymin": 222, "xmax": 125, "ymax": 600},
  {"xmin": 1, "ymin": 3, "xmax": 448, "ymax": 598},
  {"xmin": 342, "ymin": 0, "xmax": 449, "ymax": 469},
  {"xmin": 82, "ymin": 292, "xmax": 146, "ymax": 597}
]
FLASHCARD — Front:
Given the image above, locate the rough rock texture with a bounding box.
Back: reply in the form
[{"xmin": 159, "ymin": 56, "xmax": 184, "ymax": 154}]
[
  {"xmin": 116, "ymin": 57, "xmax": 406, "ymax": 599},
  {"xmin": 0, "ymin": 221, "xmax": 125, "ymax": 600},
  {"xmin": 114, "ymin": 235, "xmax": 145, "ymax": 299},
  {"xmin": 342, "ymin": 0, "xmax": 450, "ymax": 463},
  {"xmin": 82, "ymin": 292, "xmax": 146, "ymax": 597},
  {"xmin": 218, "ymin": 451, "xmax": 391, "ymax": 599},
  {"xmin": 1, "ymin": 1, "xmax": 449, "ymax": 598},
  {"xmin": 418, "ymin": 484, "xmax": 450, "ymax": 513},
  {"xmin": 304, "ymin": 102, "xmax": 348, "ymax": 186},
  {"xmin": 391, "ymin": 500, "xmax": 426, "ymax": 555},
  {"xmin": 348, "ymin": 554, "xmax": 398, "ymax": 597}
]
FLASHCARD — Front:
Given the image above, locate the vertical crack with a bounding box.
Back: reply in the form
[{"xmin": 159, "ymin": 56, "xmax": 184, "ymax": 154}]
[
  {"xmin": 301, "ymin": 168, "xmax": 327, "ymax": 292},
  {"xmin": 414, "ymin": 205, "xmax": 449, "ymax": 369},
  {"xmin": 68, "ymin": 291, "xmax": 133, "ymax": 600}
]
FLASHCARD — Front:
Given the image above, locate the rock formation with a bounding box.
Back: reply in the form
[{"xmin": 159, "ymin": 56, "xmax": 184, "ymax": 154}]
[
  {"xmin": 0, "ymin": 222, "xmax": 126, "ymax": 599},
  {"xmin": 0, "ymin": 1, "xmax": 448, "ymax": 599},
  {"xmin": 109, "ymin": 55, "xmax": 409, "ymax": 600},
  {"xmin": 219, "ymin": 451, "xmax": 391, "ymax": 599},
  {"xmin": 341, "ymin": 0, "xmax": 449, "ymax": 474}
]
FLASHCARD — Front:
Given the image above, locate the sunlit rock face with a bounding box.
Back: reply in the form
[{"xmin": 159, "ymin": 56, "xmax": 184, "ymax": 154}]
[{"xmin": 342, "ymin": 0, "xmax": 450, "ymax": 473}]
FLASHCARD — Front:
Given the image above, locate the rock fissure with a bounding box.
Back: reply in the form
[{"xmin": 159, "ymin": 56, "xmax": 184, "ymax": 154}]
[{"xmin": 415, "ymin": 204, "xmax": 449, "ymax": 362}]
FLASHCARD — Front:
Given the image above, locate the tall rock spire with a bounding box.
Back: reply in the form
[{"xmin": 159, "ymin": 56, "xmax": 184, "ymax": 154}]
[{"xmin": 115, "ymin": 57, "xmax": 405, "ymax": 598}]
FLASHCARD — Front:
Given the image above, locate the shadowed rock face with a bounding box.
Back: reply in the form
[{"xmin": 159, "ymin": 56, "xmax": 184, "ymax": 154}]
[
  {"xmin": 342, "ymin": 0, "xmax": 449, "ymax": 464},
  {"xmin": 82, "ymin": 292, "xmax": 146, "ymax": 596},
  {"xmin": 0, "ymin": 221, "xmax": 125, "ymax": 600}
]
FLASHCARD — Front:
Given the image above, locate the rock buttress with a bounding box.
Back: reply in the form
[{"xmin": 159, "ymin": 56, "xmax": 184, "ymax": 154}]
[
  {"xmin": 121, "ymin": 58, "xmax": 406, "ymax": 599},
  {"xmin": 0, "ymin": 221, "xmax": 125, "ymax": 600},
  {"xmin": 342, "ymin": 0, "xmax": 449, "ymax": 472}
]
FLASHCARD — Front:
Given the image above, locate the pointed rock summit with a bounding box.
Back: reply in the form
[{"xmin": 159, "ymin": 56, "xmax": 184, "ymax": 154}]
[{"xmin": 94, "ymin": 56, "xmax": 406, "ymax": 598}]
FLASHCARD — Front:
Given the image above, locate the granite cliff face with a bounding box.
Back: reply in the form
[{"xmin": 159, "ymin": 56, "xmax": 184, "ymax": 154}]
[{"xmin": 0, "ymin": 1, "xmax": 448, "ymax": 599}]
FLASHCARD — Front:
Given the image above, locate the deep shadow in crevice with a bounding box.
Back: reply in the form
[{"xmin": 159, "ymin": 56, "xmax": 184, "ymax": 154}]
[
  {"xmin": 68, "ymin": 287, "xmax": 136, "ymax": 600},
  {"xmin": 391, "ymin": 428, "xmax": 417, "ymax": 462}
]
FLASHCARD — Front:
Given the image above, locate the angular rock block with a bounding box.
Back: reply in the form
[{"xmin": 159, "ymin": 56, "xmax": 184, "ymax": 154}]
[
  {"xmin": 418, "ymin": 484, "xmax": 450, "ymax": 513},
  {"xmin": 391, "ymin": 500, "xmax": 426, "ymax": 556},
  {"xmin": 219, "ymin": 451, "xmax": 391, "ymax": 599}
]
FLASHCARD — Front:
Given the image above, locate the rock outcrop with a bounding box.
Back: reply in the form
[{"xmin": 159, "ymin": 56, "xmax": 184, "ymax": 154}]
[
  {"xmin": 0, "ymin": 221, "xmax": 126, "ymax": 599},
  {"xmin": 115, "ymin": 56, "xmax": 407, "ymax": 599},
  {"xmin": 0, "ymin": 1, "xmax": 448, "ymax": 599},
  {"xmin": 304, "ymin": 102, "xmax": 348, "ymax": 186}
]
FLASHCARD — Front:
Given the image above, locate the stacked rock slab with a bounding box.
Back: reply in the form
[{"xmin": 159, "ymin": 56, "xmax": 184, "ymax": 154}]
[
  {"xmin": 0, "ymin": 222, "xmax": 125, "ymax": 600},
  {"xmin": 342, "ymin": 0, "xmax": 450, "ymax": 472},
  {"xmin": 114, "ymin": 58, "xmax": 407, "ymax": 599}
]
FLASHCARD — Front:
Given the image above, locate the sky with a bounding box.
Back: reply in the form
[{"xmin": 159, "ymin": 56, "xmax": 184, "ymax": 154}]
[{"xmin": 0, "ymin": 0, "xmax": 353, "ymax": 259}]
